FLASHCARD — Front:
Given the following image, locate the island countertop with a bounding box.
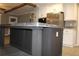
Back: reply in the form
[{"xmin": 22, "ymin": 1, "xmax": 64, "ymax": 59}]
[{"xmin": 10, "ymin": 22, "xmax": 63, "ymax": 29}]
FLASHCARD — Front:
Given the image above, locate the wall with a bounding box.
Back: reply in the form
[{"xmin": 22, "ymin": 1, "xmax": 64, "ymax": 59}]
[
  {"xmin": 18, "ymin": 14, "xmax": 30, "ymax": 23},
  {"xmin": 0, "ymin": 10, "xmax": 4, "ymax": 14},
  {"xmin": 1, "ymin": 14, "xmax": 18, "ymax": 24},
  {"xmin": 1, "ymin": 14, "xmax": 9, "ymax": 24},
  {"xmin": 35, "ymin": 3, "xmax": 64, "ymax": 20},
  {"xmin": 18, "ymin": 14, "xmax": 26, "ymax": 23},
  {"xmin": 76, "ymin": 5, "xmax": 79, "ymax": 46},
  {"xmin": 63, "ymin": 3, "xmax": 78, "ymax": 20},
  {"xmin": 18, "ymin": 13, "xmax": 35, "ymax": 23},
  {"xmin": 19, "ymin": 3, "xmax": 64, "ymax": 22}
]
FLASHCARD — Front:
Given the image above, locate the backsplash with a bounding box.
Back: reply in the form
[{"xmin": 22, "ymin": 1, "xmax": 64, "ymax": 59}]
[{"xmin": 64, "ymin": 20, "xmax": 77, "ymax": 28}]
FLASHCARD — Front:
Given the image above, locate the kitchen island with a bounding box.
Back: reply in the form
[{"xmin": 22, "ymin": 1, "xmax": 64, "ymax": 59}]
[{"xmin": 10, "ymin": 22, "xmax": 63, "ymax": 56}]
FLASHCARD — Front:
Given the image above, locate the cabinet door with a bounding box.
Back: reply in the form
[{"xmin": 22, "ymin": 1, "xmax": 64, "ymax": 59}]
[
  {"xmin": 22, "ymin": 29, "xmax": 32, "ymax": 54},
  {"xmin": 0, "ymin": 27, "xmax": 4, "ymax": 47},
  {"xmin": 63, "ymin": 29, "xmax": 75, "ymax": 47},
  {"xmin": 42, "ymin": 28, "xmax": 63, "ymax": 56},
  {"xmin": 64, "ymin": 4, "xmax": 77, "ymax": 20},
  {"xmin": 10, "ymin": 28, "xmax": 23, "ymax": 47},
  {"xmin": 10, "ymin": 28, "xmax": 32, "ymax": 54}
]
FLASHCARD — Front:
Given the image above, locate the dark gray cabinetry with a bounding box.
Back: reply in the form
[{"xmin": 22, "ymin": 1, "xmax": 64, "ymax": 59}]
[
  {"xmin": 10, "ymin": 28, "xmax": 32, "ymax": 54},
  {"xmin": 42, "ymin": 28, "xmax": 63, "ymax": 56},
  {"xmin": 10, "ymin": 26, "xmax": 63, "ymax": 56},
  {"xmin": 0, "ymin": 26, "xmax": 4, "ymax": 47}
]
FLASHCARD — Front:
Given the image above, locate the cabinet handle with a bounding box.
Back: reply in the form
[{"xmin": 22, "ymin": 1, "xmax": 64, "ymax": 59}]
[{"xmin": 56, "ymin": 32, "xmax": 59, "ymax": 37}]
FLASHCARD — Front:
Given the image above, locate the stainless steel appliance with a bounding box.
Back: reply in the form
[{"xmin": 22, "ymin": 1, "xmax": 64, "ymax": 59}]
[{"xmin": 38, "ymin": 17, "xmax": 46, "ymax": 23}]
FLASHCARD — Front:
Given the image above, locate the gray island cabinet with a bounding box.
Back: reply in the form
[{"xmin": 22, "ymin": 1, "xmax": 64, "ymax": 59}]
[{"xmin": 10, "ymin": 23, "xmax": 63, "ymax": 56}]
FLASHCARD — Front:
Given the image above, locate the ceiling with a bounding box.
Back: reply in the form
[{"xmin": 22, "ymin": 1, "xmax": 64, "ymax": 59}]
[
  {"xmin": 8, "ymin": 5, "xmax": 36, "ymax": 15},
  {"xmin": 0, "ymin": 3, "xmax": 21, "ymax": 10},
  {"xmin": 0, "ymin": 3, "xmax": 37, "ymax": 15}
]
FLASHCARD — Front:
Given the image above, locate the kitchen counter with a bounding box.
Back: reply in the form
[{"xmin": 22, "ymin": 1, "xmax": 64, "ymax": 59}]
[
  {"xmin": 10, "ymin": 22, "xmax": 63, "ymax": 56},
  {"xmin": 11, "ymin": 22, "xmax": 63, "ymax": 28}
]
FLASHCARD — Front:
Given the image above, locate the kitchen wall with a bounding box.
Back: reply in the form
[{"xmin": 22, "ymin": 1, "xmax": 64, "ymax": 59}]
[
  {"xmin": 36, "ymin": 3, "xmax": 64, "ymax": 18},
  {"xmin": 18, "ymin": 14, "xmax": 27, "ymax": 23},
  {"xmin": 0, "ymin": 10, "xmax": 4, "ymax": 14},
  {"xmin": 0, "ymin": 13, "xmax": 18, "ymax": 36},
  {"xmin": 19, "ymin": 3, "xmax": 64, "ymax": 22},
  {"xmin": 76, "ymin": 5, "xmax": 79, "ymax": 46},
  {"xmin": 1, "ymin": 14, "xmax": 18, "ymax": 24},
  {"xmin": 18, "ymin": 13, "xmax": 35, "ymax": 23}
]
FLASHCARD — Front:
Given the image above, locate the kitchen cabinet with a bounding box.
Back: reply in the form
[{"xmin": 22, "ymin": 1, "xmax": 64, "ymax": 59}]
[
  {"xmin": 10, "ymin": 28, "xmax": 32, "ymax": 54},
  {"xmin": 10, "ymin": 24, "xmax": 63, "ymax": 56},
  {"xmin": 0, "ymin": 26, "xmax": 5, "ymax": 47},
  {"xmin": 64, "ymin": 4, "xmax": 77, "ymax": 20},
  {"xmin": 42, "ymin": 28, "xmax": 63, "ymax": 56},
  {"xmin": 63, "ymin": 28, "xmax": 76, "ymax": 47}
]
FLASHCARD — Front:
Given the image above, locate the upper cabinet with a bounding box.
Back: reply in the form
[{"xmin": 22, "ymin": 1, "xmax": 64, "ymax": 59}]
[{"xmin": 63, "ymin": 4, "xmax": 78, "ymax": 21}]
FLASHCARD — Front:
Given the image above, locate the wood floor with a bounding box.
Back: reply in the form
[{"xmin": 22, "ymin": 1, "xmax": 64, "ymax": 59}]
[
  {"xmin": 4, "ymin": 36, "xmax": 10, "ymax": 47},
  {"xmin": 62, "ymin": 46, "xmax": 79, "ymax": 56},
  {"xmin": 3, "ymin": 36, "xmax": 79, "ymax": 56}
]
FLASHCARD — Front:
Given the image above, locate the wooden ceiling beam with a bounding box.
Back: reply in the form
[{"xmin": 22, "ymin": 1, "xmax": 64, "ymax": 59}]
[
  {"xmin": 0, "ymin": 8, "xmax": 6, "ymax": 11},
  {"xmin": 4, "ymin": 3, "xmax": 37, "ymax": 13}
]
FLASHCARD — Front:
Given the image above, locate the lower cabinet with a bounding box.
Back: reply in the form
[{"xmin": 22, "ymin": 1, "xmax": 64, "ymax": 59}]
[
  {"xmin": 0, "ymin": 26, "xmax": 4, "ymax": 47},
  {"xmin": 10, "ymin": 27, "xmax": 63, "ymax": 56},
  {"xmin": 63, "ymin": 29, "xmax": 76, "ymax": 47},
  {"xmin": 10, "ymin": 28, "xmax": 32, "ymax": 54},
  {"xmin": 42, "ymin": 28, "xmax": 63, "ymax": 56}
]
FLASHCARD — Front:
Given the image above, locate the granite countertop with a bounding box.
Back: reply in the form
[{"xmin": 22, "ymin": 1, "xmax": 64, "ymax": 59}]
[{"xmin": 11, "ymin": 22, "xmax": 63, "ymax": 28}]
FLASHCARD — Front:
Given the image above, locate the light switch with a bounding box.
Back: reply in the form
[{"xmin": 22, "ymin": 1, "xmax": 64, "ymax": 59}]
[{"xmin": 56, "ymin": 32, "xmax": 59, "ymax": 37}]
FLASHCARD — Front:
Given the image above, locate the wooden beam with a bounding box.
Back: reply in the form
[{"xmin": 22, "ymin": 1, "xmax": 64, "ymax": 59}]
[
  {"xmin": 26, "ymin": 3, "xmax": 37, "ymax": 7},
  {"xmin": 0, "ymin": 8, "xmax": 6, "ymax": 11},
  {"xmin": 4, "ymin": 3, "xmax": 36, "ymax": 13}
]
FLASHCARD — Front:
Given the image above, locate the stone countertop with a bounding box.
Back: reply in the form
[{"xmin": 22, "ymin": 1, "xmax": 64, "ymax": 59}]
[{"xmin": 11, "ymin": 22, "xmax": 63, "ymax": 29}]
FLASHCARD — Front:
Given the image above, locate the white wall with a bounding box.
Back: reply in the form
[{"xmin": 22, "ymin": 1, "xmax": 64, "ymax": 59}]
[
  {"xmin": 36, "ymin": 3, "xmax": 64, "ymax": 18},
  {"xmin": 63, "ymin": 3, "xmax": 78, "ymax": 20},
  {"xmin": 23, "ymin": 3, "xmax": 64, "ymax": 22},
  {"xmin": 8, "ymin": 3, "xmax": 64, "ymax": 22},
  {"xmin": 76, "ymin": 5, "xmax": 79, "ymax": 46}
]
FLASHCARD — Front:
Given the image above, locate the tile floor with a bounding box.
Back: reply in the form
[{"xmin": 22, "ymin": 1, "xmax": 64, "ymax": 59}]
[
  {"xmin": 0, "ymin": 45, "xmax": 30, "ymax": 56},
  {"xmin": 0, "ymin": 36, "xmax": 30, "ymax": 56}
]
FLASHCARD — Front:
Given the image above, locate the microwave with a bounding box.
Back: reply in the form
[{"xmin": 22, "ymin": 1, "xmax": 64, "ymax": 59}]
[{"xmin": 38, "ymin": 18, "xmax": 46, "ymax": 23}]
